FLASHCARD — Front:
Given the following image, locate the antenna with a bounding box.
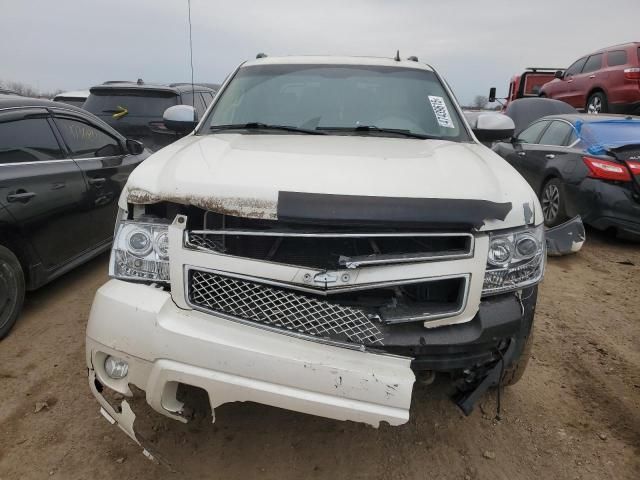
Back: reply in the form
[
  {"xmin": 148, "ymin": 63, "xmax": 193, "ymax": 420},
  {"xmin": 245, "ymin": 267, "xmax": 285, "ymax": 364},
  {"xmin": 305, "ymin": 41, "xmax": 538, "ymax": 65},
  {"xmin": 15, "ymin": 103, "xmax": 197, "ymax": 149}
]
[
  {"xmin": 394, "ymin": 50, "xmax": 400, "ymax": 61},
  {"xmin": 187, "ymin": 0, "xmax": 196, "ymax": 119}
]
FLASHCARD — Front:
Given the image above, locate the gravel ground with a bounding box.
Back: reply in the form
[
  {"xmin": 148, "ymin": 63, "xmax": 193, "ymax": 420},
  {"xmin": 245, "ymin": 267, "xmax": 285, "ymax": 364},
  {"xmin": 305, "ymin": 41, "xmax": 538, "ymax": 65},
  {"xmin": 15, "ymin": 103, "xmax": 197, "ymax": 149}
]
[{"xmin": 0, "ymin": 229, "xmax": 638, "ymax": 480}]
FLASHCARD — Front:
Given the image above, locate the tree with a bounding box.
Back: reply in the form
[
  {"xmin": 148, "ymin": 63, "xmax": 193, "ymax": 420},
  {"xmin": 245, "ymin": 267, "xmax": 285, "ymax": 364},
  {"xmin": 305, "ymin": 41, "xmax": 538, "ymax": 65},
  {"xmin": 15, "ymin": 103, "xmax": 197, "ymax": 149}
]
[
  {"xmin": 472, "ymin": 95, "xmax": 489, "ymax": 110},
  {"xmin": 0, "ymin": 79, "xmax": 62, "ymax": 99}
]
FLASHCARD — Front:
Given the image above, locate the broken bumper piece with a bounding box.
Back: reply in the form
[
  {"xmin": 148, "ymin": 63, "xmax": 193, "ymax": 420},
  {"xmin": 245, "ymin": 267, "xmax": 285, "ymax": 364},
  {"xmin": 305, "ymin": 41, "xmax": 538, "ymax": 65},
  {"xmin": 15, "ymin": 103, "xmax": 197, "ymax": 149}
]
[{"xmin": 86, "ymin": 280, "xmax": 416, "ymax": 435}]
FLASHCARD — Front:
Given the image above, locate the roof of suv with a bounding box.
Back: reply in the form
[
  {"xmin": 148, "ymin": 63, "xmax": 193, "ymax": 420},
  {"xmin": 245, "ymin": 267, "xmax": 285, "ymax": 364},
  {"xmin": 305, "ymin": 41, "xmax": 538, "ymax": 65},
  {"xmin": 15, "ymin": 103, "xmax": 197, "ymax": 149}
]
[
  {"xmin": 242, "ymin": 55, "xmax": 435, "ymax": 71},
  {"xmin": 89, "ymin": 82, "xmax": 215, "ymax": 94},
  {"xmin": 594, "ymin": 41, "xmax": 639, "ymax": 53}
]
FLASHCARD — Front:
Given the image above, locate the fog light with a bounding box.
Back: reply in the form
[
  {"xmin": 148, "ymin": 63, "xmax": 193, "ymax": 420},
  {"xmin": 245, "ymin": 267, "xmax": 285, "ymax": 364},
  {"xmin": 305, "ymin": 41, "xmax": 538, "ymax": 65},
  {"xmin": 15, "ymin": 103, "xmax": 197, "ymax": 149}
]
[{"xmin": 104, "ymin": 356, "xmax": 129, "ymax": 379}]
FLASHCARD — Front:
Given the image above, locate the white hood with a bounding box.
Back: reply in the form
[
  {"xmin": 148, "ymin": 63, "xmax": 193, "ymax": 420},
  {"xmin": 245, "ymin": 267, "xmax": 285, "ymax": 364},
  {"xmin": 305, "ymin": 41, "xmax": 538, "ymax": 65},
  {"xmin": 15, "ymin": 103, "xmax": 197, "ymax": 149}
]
[{"xmin": 122, "ymin": 133, "xmax": 542, "ymax": 230}]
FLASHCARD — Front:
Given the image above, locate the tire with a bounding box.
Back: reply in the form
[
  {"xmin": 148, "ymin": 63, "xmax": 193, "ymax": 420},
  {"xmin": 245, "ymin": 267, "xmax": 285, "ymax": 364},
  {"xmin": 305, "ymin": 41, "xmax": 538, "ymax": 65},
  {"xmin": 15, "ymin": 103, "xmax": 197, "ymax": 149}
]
[
  {"xmin": 0, "ymin": 245, "xmax": 25, "ymax": 339},
  {"xmin": 540, "ymin": 178, "xmax": 568, "ymax": 227},
  {"xmin": 502, "ymin": 333, "xmax": 534, "ymax": 386},
  {"xmin": 586, "ymin": 91, "xmax": 608, "ymax": 114}
]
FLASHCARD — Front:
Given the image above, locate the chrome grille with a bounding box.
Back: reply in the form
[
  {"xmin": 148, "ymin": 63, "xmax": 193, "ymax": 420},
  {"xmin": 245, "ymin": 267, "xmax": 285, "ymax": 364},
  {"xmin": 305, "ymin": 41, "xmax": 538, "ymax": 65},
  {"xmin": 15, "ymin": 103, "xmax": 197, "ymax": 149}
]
[{"xmin": 188, "ymin": 269, "xmax": 384, "ymax": 345}]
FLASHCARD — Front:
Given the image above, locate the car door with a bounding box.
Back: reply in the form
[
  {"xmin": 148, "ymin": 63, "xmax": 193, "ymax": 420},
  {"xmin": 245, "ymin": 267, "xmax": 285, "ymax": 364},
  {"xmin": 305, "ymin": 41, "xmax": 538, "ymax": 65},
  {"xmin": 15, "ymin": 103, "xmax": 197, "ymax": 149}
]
[
  {"xmin": 0, "ymin": 108, "xmax": 92, "ymax": 270},
  {"xmin": 498, "ymin": 120, "xmax": 551, "ymax": 185},
  {"xmin": 51, "ymin": 112, "xmax": 145, "ymax": 245},
  {"xmin": 524, "ymin": 120, "xmax": 577, "ymax": 193},
  {"xmin": 554, "ymin": 57, "xmax": 588, "ymax": 105},
  {"xmin": 571, "ymin": 53, "xmax": 604, "ymax": 109}
]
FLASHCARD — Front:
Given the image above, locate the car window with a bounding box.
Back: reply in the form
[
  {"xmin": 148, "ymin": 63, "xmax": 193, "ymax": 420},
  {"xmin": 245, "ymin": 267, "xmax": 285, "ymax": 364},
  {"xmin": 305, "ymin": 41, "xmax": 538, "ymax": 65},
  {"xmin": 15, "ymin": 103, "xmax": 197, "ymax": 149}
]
[
  {"xmin": 582, "ymin": 54, "xmax": 604, "ymax": 74},
  {"xmin": 204, "ymin": 64, "xmax": 470, "ymax": 141},
  {"xmin": 564, "ymin": 57, "xmax": 587, "ymax": 77},
  {"xmin": 538, "ymin": 121, "xmax": 574, "ymax": 146},
  {"xmin": 181, "ymin": 92, "xmax": 206, "ymax": 119},
  {"xmin": 607, "ymin": 50, "xmax": 628, "ymax": 67},
  {"xmin": 203, "ymin": 92, "xmax": 215, "ymax": 104},
  {"xmin": 517, "ymin": 121, "xmax": 548, "ymax": 144},
  {"xmin": 0, "ymin": 117, "xmax": 64, "ymax": 164},
  {"xmin": 196, "ymin": 93, "xmax": 207, "ymax": 117},
  {"xmin": 84, "ymin": 89, "xmax": 178, "ymax": 118},
  {"xmin": 55, "ymin": 117, "xmax": 122, "ymax": 158}
]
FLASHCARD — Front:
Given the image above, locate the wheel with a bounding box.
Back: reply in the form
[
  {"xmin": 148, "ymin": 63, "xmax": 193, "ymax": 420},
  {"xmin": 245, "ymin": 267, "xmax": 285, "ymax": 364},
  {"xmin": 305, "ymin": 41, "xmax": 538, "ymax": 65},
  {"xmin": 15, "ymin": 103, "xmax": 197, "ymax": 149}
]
[
  {"xmin": 586, "ymin": 91, "xmax": 608, "ymax": 114},
  {"xmin": 540, "ymin": 178, "xmax": 567, "ymax": 227},
  {"xmin": 0, "ymin": 245, "xmax": 25, "ymax": 339},
  {"xmin": 502, "ymin": 333, "xmax": 533, "ymax": 386}
]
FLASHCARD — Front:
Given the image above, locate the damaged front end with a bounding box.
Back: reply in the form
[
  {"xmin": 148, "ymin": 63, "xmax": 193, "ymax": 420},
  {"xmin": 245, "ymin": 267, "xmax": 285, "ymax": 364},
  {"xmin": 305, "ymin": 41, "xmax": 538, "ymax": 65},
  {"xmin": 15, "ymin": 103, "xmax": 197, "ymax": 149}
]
[{"xmin": 87, "ymin": 193, "xmax": 545, "ymax": 451}]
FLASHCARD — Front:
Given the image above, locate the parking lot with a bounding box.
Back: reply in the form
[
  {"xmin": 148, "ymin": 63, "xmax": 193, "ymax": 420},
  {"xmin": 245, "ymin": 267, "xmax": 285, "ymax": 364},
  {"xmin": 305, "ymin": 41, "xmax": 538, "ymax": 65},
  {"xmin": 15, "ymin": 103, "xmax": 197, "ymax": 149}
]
[{"xmin": 0, "ymin": 229, "xmax": 637, "ymax": 480}]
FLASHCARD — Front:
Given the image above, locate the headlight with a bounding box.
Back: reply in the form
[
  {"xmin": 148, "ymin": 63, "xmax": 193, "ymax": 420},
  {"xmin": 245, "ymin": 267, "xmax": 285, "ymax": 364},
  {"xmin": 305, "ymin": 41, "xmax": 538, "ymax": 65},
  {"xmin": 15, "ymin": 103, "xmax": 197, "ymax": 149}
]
[
  {"xmin": 109, "ymin": 210, "xmax": 170, "ymax": 283},
  {"xmin": 482, "ymin": 224, "xmax": 545, "ymax": 295}
]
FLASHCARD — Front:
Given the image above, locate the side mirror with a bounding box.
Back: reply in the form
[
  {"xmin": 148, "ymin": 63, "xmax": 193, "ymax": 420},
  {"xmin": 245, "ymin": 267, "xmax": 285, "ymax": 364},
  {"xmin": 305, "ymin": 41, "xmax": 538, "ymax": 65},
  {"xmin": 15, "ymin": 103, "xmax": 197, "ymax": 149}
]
[
  {"xmin": 488, "ymin": 87, "xmax": 497, "ymax": 103},
  {"xmin": 470, "ymin": 113, "xmax": 515, "ymax": 142},
  {"xmin": 126, "ymin": 139, "xmax": 144, "ymax": 155},
  {"xmin": 163, "ymin": 105, "xmax": 197, "ymax": 133},
  {"xmin": 554, "ymin": 70, "xmax": 564, "ymax": 79}
]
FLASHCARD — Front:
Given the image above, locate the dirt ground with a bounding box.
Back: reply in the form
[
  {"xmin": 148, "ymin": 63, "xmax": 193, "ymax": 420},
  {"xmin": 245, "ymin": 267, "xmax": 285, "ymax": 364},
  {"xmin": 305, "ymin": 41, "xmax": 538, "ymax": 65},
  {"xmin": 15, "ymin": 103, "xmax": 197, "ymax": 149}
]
[{"xmin": 0, "ymin": 229, "xmax": 638, "ymax": 480}]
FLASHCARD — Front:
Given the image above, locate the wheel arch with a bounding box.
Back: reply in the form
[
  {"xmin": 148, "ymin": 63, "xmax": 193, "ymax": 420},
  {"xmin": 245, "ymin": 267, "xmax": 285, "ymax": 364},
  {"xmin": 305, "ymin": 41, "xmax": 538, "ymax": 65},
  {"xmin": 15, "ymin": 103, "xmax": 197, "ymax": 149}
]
[
  {"xmin": 0, "ymin": 228, "xmax": 37, "ymax": 289},
  {"xmin": 539, "ymin": 170, "xmax": 563, "ymax": 197},
  {"xmin": 586, "ymin": 87, "xmax": 607, "ymax": 105}
]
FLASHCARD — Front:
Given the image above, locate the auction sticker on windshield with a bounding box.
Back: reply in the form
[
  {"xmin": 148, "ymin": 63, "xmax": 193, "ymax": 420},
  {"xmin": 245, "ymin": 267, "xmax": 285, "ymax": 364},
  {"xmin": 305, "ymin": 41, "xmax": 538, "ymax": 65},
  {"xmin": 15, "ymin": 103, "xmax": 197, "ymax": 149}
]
[{"xmin": 428, "ymin": 96, "xmax": 454, "ymax": 128}]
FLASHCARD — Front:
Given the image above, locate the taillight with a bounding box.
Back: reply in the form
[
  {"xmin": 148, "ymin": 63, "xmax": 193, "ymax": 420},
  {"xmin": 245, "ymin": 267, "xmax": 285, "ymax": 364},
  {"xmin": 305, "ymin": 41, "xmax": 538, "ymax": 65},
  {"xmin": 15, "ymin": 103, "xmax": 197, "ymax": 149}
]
[
  {"xmin": 624, "ymin": 67, "xmax": 640, "ymax": 80},
  {"xmin": 628, "ymin": 161, "xmax": 640, "ymax": 175},
  {"xmin": 582, "ymin": 156, "xmax": 631, "ymax": 181}
]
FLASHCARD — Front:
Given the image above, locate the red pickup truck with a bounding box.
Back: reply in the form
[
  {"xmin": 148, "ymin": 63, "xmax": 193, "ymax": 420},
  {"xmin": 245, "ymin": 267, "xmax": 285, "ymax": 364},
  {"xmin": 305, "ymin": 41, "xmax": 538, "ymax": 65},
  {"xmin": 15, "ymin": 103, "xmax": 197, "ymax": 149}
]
[{"xmin": 490, "ymin": 68, "xmax": 561, "ymax": 109}]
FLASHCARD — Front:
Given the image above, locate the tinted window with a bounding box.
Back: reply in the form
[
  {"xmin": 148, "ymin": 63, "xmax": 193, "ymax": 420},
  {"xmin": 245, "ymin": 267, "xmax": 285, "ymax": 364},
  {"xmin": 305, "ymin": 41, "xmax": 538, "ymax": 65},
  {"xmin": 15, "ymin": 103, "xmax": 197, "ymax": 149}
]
[
  {"xmin": 565, "ymin": 57, "xmax": 587, "ymax": 77},
  {"xmin": 0, "ymin": 117, "xmax": 64, "ymax": 164},
  {"xmin": 205, "ymin": 64, "xmax": 470, "ymax": 141},
  {"xmin": 196, "ymin": 93, "xmax": 207, "ymax": 116},
  {"xmin": 517, "ymin": 121, "xmax": 548, "ymax": 144},
  {"xmin": 84, "ymin": 89, "xmax": 178, "ymax": 118},
  {"xmin": 55, "ymin": 118, "xmax": 121, "ymax": 158},
  {"xmin": 181, "ymin": 92, "xmax": 206, "ymax": 119},
  {"xmin": 538, "ymin": 121, "xmax": 574, "ymax": 146},
  {"xmin": 582, "ymin": 54, "xmax": 604, "ymax": 74},
  {"xmin": 203, "ymin": 92, "xmax": 214, "ymax": 104},
  {"xmin": 607, "ymin": 50, "xmax": 628, "ymax": 66}
]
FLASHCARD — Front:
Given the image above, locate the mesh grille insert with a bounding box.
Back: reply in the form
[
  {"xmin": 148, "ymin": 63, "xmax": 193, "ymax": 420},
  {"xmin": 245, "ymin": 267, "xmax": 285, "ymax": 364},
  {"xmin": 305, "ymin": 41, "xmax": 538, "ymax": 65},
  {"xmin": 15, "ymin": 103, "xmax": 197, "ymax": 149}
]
[{"xmin": 188, "ymin": 270, "xmax": 384, "ymax": 345}]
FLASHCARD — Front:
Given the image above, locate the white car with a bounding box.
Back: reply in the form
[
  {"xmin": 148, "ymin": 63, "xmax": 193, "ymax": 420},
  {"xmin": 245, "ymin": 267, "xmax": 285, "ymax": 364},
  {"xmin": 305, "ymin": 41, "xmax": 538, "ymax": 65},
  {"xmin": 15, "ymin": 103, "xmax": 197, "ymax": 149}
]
[
  {"xmin": 52, "ymin": 89, "xmax": 90, "ymax": 108},
  {"xmin": 86, "ymin": 55, "xmax": 545, "ymax": 451}
]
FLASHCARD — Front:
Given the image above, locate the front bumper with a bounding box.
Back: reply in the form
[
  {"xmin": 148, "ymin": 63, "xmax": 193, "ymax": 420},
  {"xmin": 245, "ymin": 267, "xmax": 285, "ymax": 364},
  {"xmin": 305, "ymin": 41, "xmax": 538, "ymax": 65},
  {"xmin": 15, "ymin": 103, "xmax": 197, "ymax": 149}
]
[
  {"xmin": 87, "ymin": 278, "xmax": 536, "ymax": 441},
  {"xmin": 87, "ymin": 279, "xmax": 415, "ymax": 431}
]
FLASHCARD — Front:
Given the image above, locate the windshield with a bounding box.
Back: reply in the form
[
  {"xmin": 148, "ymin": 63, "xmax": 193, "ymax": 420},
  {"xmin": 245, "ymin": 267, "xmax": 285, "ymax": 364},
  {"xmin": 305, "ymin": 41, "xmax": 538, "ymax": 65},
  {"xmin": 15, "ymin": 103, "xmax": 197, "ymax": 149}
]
[
  {"xmin": 202, "ymin": 64, "xmax": 469, "ymax": 141},
  {"xmin": 84, "ymin": 89, "xmax": 178, "ymax": 118},
  {"xmin": 577, "ymin": 119, "xmax": 640, "ymax": 154}
]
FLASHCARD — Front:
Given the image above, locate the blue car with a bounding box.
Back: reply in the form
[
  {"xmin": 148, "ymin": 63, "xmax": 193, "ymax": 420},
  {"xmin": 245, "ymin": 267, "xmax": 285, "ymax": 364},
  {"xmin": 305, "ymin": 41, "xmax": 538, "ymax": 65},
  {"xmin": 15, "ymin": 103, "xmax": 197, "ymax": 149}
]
[{"xmin": 493, "ymin": 113, "xmax": 640, "ymax": 239}]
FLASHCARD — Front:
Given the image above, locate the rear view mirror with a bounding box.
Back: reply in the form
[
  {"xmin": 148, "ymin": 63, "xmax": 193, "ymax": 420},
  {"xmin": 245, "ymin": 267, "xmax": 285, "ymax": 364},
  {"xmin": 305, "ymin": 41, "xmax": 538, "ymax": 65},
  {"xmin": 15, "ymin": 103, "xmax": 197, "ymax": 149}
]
[
  {"xmin": 488, "ymin": 87, "xmax": 497, "ymax": 103},
  {"xmin": 126, "ymin": 139, "xmax": 144, "ymax": 155},
  {"xmin": 470, "ymin": 113, "xmax": 515, "ymax": 142},
  {"xmin": 554, "ymin": 70, "xmax": 564, "ymax": 79},
  {"xmin": 163, "ymin": 105, "xmax": 197, "ymax": 133}
]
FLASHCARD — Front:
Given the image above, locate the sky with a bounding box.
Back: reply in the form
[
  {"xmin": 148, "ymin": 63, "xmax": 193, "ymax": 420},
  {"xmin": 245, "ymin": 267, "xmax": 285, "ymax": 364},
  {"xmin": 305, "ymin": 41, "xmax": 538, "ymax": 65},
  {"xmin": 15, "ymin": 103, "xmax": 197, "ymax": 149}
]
[{"xmin": 2, "ymin": 0, "xmax": 639, "ymax": 104}]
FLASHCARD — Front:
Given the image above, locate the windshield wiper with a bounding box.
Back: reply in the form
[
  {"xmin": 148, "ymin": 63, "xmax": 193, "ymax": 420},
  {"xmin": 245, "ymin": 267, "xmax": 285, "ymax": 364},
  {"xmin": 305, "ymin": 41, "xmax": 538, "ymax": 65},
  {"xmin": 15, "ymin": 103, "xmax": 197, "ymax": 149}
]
[
  {"xmin": 317, "ymin": 126, "xmax": 438, "ymax": 139},
  {"xmin": 209, "ymin": 122, "xmax": 326, "ymax": 135}
]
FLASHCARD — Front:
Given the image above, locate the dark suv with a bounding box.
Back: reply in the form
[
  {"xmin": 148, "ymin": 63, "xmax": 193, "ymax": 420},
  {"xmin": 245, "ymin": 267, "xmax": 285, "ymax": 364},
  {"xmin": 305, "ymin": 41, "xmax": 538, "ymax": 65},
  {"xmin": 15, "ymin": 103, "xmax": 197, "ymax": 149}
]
[
  {"xmin": 83, "ymin": 81, "xmax": 217, "ymax": 151},
  {"xmin": 0, "ymin": 96, "xmax": 149, "ymax": 338},
  {"xmin": 540, "ymin": 42, "xmax": 640, "ymax": 114}
]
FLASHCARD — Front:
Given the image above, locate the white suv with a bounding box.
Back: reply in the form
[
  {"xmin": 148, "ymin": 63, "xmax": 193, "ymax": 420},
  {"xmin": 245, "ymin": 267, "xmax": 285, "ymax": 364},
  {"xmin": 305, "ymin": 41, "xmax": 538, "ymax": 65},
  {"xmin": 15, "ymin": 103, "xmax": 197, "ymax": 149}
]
[{"xmin": 86, "ymin": 55, "xmax": 545, "ymax": 450}]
